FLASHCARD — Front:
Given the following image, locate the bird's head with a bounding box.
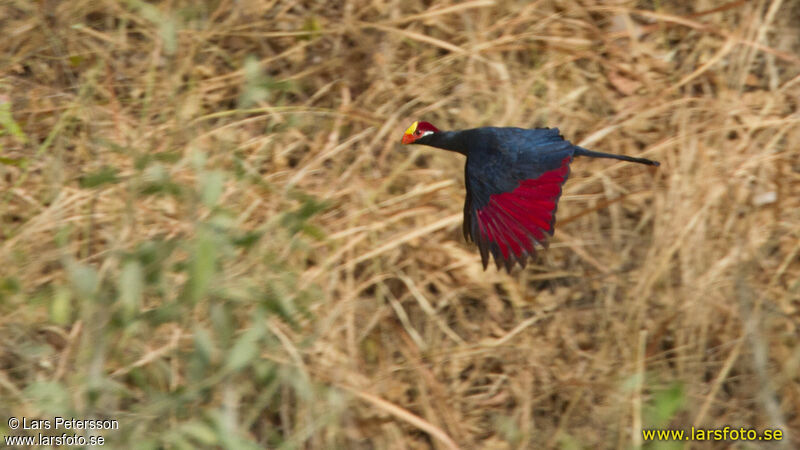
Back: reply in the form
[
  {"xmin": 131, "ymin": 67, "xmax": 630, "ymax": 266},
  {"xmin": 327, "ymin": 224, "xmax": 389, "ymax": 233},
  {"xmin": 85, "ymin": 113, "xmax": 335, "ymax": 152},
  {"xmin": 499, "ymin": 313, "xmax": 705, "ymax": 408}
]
[{"xmin": 401, "ymin": 121, "xmax": 439, "ymax": 144}]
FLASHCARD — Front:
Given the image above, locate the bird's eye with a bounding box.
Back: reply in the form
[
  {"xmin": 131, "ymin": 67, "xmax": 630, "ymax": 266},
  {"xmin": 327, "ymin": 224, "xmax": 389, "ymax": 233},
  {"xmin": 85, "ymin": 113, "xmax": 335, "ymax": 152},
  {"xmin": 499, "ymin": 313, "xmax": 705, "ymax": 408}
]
[{"xmin": 415, "ymin": 130, "xmax": 422, "ymax": 136}]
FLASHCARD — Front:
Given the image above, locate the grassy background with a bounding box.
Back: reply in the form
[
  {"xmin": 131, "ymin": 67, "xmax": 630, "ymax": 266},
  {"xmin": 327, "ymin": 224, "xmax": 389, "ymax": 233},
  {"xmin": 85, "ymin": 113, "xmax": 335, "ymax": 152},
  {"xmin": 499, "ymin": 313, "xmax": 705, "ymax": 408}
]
[{"xmin": 1, "ymin": 0, "xmax": 799, "ymax": 448}]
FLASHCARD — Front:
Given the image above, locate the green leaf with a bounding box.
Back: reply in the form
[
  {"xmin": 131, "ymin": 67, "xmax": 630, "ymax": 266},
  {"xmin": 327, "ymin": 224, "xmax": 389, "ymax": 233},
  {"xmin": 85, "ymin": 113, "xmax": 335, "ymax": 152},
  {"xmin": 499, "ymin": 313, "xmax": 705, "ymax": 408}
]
[
  {"xmin": 225, "ymin": 327, "xmax": 262, "ymax": 372},
  {"xmin": 300, "ymin": 16, "xmax": 323, "ymax": 40},
  {"xmin": 200, "ymin": 171, "xmax": 224, "ymax": 207},
  {"xmin": 193, "ymin": 327, "xmax": 215, "ymax": 364},
  {"xmin": 126, "ymin": 0, "xmax": 161, "ymax": 22},
  {"xmin": 126, "ymin": 0, "xmax": 179, "ymax": 54},
  {"xmin": 0, "ymin": 156, "xmax": 28, "ymax": 167},
  {"xmin": 191, "ymin": 149, "xmax": 207, "ymax": 171},
  {"xmin": 232, "ymin": 231, "xmax": 262, "ymax": 249},
  {"xmin": 50, "ymin": 286, "xmax": 72, "ymax": 325},
  {"xmin": 0, "ymin": 98, "xmax": 27, "ymax": 144},
  {"xmin": 301, "ymin": 223, "xmax": 327, "ymax": 241},
  {"xmin": 154, "ymin": 151, "xmax": 181, "ymax": 163},
  {"xmin": 140, "ymin": 163, "xmax": 182, "ymax": 197},
  {"xmin": 187, "ymin": 229, "xmax": 216, "ymax": 303},
  {"xmin": 24, "ymin": 381, "xmax": 71, "ymax": 416},
  {"xmin": 238, "ymin": 56, "xmax": 269, "ymax": 108},
  {"xmin": 646, "ymin": 383, "xmax": 685, "ymax": 427},
  {"xmin": 179, "ymin": 421, "xmax": 218, "ymax": 446},
  {"xmin": 160, "ymin": 17, "xmax": 177, "ymax": 55},
  {"xmin": 280, "ymin": 193, "xmax": 329, "ymax": 236},
  {"xmin": 140, "ymin": 181, "xmax": 182, "ymax": 197},
  {"xmin": 261, "ymin": 279, "xmax": 299, "ymax": 327},
  {"xmin": 67, "ymin": 261, "xmax": 99, "ymax": 300},
  {"xmin": 68, "ymin": 54, "xmax": 84, "ymax": 67},
  {"xmin": 0, "ymin": 276, "xmax": 20, "ymax": 294},
  {"xmin": 558, "ymin": 433, "xmax": 582, "ymax": 450},
  {"xmin": 80, "ymin": 166, "xmax": 120, "ymax": 189},
  {"xmin": 119, "ymin": 260, "xmax": 144, "ymax": 317}
]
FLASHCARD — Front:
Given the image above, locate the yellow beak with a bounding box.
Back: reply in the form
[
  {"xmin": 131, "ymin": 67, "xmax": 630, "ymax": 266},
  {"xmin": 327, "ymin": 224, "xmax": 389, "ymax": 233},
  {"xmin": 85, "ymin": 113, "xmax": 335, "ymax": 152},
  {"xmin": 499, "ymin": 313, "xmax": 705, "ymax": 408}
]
[{"xmin": 401, "ymin": 121, "xmax": 418, "ymax": 144}]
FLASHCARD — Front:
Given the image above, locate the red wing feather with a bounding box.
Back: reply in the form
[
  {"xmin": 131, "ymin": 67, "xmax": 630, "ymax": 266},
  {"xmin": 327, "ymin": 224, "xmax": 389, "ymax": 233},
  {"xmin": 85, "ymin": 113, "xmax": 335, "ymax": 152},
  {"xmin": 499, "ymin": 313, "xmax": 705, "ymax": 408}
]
[{"xmin": 474, "ymin": 156, "xmax": 571, "ymax": 270}]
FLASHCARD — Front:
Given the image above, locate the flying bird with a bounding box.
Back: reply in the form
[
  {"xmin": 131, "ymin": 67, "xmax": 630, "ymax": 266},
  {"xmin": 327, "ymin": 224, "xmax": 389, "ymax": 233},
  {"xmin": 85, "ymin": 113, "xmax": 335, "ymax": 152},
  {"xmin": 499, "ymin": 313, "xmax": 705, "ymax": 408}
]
[{"xmin": 401, "ymin": 121, "xmax": 659, "ymax": 272}]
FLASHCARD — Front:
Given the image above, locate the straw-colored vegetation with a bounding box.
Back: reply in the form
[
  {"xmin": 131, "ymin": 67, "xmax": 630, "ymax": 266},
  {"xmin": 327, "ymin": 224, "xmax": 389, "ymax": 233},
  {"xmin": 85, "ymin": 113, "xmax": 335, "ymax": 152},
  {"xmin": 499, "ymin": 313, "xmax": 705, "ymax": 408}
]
[{"xmin": 1, "ymin": 0, "xmax": 798, "ymax": 448}]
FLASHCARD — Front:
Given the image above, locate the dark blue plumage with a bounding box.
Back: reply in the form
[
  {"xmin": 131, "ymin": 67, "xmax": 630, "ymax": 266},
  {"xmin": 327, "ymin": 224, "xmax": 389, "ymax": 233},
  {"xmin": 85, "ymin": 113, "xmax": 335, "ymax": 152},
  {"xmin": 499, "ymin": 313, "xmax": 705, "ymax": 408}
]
[{"xmin": 401, "ymin": 122, "xmax": 659, "ymax": 271}]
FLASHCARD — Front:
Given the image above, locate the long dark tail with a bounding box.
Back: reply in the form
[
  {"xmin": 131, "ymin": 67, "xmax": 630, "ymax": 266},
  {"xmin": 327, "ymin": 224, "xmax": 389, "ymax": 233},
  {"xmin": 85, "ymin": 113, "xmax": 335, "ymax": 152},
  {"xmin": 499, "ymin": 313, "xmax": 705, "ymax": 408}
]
[{"xmin": 574, "ymin": 146, "xmax": 660, "ymax": 166}]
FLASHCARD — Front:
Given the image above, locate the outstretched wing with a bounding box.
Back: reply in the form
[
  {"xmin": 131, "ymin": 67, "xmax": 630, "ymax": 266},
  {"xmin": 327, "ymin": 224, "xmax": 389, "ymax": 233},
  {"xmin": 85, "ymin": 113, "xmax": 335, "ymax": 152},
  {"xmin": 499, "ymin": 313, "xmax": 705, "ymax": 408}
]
[{"xmin": 463, "ymin": 128, "xmax": 574, "ymax": 271}]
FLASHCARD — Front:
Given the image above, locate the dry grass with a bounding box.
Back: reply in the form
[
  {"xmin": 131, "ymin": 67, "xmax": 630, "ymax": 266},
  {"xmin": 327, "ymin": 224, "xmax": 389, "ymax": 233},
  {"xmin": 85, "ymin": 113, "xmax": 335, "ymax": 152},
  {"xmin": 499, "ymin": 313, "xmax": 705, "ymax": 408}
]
[{"xmin": 1, "ymin": 0, "xmax": 799, "ymax": 448}]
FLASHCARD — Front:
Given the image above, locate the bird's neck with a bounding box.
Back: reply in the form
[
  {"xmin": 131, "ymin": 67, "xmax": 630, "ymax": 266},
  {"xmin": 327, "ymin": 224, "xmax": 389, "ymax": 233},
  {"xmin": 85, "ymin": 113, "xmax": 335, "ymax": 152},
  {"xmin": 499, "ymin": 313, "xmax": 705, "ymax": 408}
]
[{"xmin": 421, "ymin": 131, "xmax": 467, "ymax": 155}]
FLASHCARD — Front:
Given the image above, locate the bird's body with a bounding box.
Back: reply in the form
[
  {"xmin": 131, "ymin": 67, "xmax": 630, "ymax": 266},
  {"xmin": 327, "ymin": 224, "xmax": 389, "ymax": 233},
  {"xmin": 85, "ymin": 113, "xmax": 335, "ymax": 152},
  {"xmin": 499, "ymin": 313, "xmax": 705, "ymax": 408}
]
[{"xmin": 401, "ymin": 121, "xmax": 659, "ymax": 272}]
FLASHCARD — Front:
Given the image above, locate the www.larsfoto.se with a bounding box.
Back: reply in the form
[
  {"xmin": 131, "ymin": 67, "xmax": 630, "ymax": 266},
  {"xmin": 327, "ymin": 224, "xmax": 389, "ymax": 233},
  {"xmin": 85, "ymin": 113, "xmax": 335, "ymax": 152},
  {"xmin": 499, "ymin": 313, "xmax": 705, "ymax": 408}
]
[{"xmin": 643, "ymin": 426, "xmax": 783, "ymax": 441}]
